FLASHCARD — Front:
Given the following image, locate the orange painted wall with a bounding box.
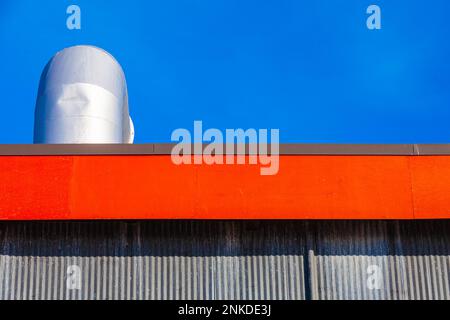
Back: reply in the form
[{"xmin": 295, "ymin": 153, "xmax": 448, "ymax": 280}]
[{"xmin": 0, "ymin": 155, "xmax": 449, "ymax": 220}]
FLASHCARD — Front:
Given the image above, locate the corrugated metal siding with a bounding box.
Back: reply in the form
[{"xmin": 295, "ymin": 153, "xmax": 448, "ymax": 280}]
[
  {"xmin": 308, "ymin": 221, "xmax": 450, "ymax": 300},
  {"xmin": 0, "ymin": 221, "xmax": 448, "ymax": 300}
]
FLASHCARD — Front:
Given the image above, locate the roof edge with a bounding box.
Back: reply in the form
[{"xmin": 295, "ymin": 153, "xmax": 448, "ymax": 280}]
[{"xmin": 0, "ymin": 143, "xmax": 449, "ymax": 155}]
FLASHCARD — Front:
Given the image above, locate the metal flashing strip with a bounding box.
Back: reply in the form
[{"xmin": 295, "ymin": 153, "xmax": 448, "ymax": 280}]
[{"xmin": 1, "ymin": 143, "xmax": 449, "ymax": 156}]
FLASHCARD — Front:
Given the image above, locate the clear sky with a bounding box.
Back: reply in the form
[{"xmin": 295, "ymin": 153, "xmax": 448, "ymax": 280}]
[{"xmin": 0, "ymin": 0, "xmax": 449, "ymax": 143}]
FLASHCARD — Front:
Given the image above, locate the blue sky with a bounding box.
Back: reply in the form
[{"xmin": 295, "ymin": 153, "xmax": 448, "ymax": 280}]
[{"xmin": 0, "ymin": 0, "xmax": 449, "ymax": 143}]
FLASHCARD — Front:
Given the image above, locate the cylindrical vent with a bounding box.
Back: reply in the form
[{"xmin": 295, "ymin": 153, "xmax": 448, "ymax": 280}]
[{"xmin": 34, "ymin": 45, "xmax": 134, "ymax": 144}]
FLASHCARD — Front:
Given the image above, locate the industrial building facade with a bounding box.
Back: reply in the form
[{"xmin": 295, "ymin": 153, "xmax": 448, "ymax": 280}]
[{"xmin": 0, "ymin": 144, "xmax": 449, "ymax": 300}]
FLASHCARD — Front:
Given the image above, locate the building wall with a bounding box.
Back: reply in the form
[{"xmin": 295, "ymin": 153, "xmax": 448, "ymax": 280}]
[{"xmin": 0, "ymin": 220, "xmax": 448, "ymax": 300}]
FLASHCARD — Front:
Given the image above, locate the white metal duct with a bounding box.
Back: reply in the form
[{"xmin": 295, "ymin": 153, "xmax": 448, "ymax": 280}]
[{"xmin": 33, "ymin": 45, "xmax": 134, "ymax": 144}]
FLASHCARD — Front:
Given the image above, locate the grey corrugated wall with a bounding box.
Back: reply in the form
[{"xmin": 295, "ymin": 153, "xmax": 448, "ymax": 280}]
[{"xmin": 0, "ymin": 220, "xmax": 448, "ymax": 300}]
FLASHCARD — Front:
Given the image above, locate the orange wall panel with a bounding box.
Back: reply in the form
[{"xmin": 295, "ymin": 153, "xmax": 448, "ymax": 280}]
[
  {"xmin": 0, "ymin": 156, "xmax": 73, "ymax": 219},
  {"xmin": 0, "ymin": 155, "xmax": 449, "ymax": 220},
  {"xmin": 193, "ymin": 156, "xmax": 413, "ymax": 219},
  {"xmin": 410, "ymin": 156, "xmax": 450, "ymax": 219}
]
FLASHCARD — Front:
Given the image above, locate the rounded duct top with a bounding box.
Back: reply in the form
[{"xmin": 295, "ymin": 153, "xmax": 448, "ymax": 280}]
[{"xmin": 34, "ymin": 45, "xmax": 134, "ymax": 144}]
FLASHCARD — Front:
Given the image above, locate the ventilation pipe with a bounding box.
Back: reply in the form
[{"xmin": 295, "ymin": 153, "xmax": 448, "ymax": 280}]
[{"xmin": 34, "ymin": 45, "xmax": 134, "ymax": 143}]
